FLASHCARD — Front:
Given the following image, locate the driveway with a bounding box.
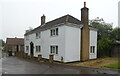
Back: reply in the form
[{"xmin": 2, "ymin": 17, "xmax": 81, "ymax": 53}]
[{"xmin": 2, "ymin": 57, "xmax": 119, "ymax": 74}]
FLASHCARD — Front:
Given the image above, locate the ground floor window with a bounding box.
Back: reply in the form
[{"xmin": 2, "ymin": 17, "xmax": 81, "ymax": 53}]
[
  {"xmin": 36, "ymin": 46, "xmax": 41, "ymax": 52},
  {"xmin": 90, "ymin": 46, "xmax": 95, "ymax": 53},
  {"xmin": 26, "ymin": 46, "xmax": 29, "ymax": 52},
  {"xmin": 50, "ymin": 46, "xmax": 58, "ymax": 54}
]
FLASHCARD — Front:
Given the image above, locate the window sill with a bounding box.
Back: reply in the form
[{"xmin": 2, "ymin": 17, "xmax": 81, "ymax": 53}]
[
  {"xmin": 90, "ymin": 53, "xmax": 95, "ymax": 54},
  {"xmin": 50, "ymin": 53, "xmax": 58, "ymax": 55},
  {"xmin": 50, "ymin": 35, "xmax": 58, "ymax": 37}
]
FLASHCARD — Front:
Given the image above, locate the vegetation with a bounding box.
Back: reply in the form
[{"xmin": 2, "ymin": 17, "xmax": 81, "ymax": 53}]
[
  {"xmin": 104, "ymin": 62, "xmax": 120, "ymax": 69},
  {"xmin": 111, "ymin": 27, "xmax": 120, "ymax": 41},
  {"xmin": 67, "ymin": 57, "xmax": 119, "ymax": 69},
  {"xmin": 2, "ymin": 40, "xmax": 5, "ymax": 47},
  {"xmin": 90, "ymin": 17, "xmax": 119, "ymax": 57}
]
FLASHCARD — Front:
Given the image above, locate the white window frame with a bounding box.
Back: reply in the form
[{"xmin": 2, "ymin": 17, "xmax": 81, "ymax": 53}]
[
  {"xmin": 36, "ymin": 45, "xmax": 41, "ymax": 52},
  {"xmin": 50, "ymin": 45, "xmax": 58, "ymax": 55},
  {"xmin": 90, "ymin": 46, "xmax": 95, "ymax": 53},
  {"xmin": 36, "ymin": 32, "xmax": 41, "ymax": 39},
  {"xmin": 50, "ymin": 28, "xmax": 58, "ymax": 36},
  {"xmin": 26, "ymin": 46, "xmax": 29, "ymax": 52}
]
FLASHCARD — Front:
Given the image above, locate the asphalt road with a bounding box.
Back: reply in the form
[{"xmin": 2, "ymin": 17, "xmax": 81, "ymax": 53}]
[{"xmin": 1, "ymin": 57, "xmax": 120, "ymax": 74}]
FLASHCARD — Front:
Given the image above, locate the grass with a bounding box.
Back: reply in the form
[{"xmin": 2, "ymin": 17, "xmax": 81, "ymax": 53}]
[
  {"xmin": 66, "ymin": 57, "xmax": 120, "ymax": 69},
  {"xmin": 104, "ymin": 62, "xmax": 120, "ymax": 69}
]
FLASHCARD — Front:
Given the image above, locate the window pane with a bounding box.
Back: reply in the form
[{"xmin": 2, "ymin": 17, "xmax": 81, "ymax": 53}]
[
  {"xmin": 50, "ymin": 46, "xmax": 52, "ymax": 53},
  {"xmin": 50, "ymin": 30, "xmax": 52, "ymax": 36},
  {"xmin": 93, "ymin": 46, "xmax": 95, "ymax": 53},
  {"xmin": 39, "ymin": 46, "xmax": 41, "ymax": 52},
  {"xmin": 53, "ymin": 46, "xmax": 55, "ymax": 53},
  {"xmin": 56, "ymin": 46, "xmax": 58, "ymax": 54},
  {"xmin": 90, "ymin": 46, "xmax": 92, "ymax": 53},
  {"xmin": 53, "ymin": 29, "xmax": 55, "ymax": 35},
  {"xmin": 56, "ymin": 28, "xmax": 58, "ymax": 35},
  {"xmin": 39, "ymin": 32, "xmax": 41, "ymax": 38},
  {"xmin": 36, "ymin": 46, "xmax": 37, "ymax": 52},
  {"xmin": 26, "ymin": 46, "xmax": 29, "ymax": 51}
]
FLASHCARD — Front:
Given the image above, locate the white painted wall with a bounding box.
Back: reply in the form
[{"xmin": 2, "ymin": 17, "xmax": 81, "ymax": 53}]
[
  {"xmin": 24, "ymin": 25, "xmax": 66, "ymax": 62},
  {"xmin": 24, "ymin": 24, "xmax": 81, "ymax": 62},
  {"xmin": 40, "ymin": 26, "xmax": 66, "ymax": 61},
  {"xmin": 89, "ymin": 29, "xmax": 97, "ymax": 59},
  {"xmin": 64, "ymin": 26, "xmax": 81, "ymax": 62}
]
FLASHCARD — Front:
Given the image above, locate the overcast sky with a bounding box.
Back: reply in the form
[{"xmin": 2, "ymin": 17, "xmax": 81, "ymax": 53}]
[{"xmin": 0, "ymin": 0, "xmax": 119, "ymax": 41}]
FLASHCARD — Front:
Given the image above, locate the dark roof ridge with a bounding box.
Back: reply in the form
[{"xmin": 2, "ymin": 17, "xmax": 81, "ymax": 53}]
[{"xmin": 25, "ymin": 14, "xmax": 81, "ymax": 35}]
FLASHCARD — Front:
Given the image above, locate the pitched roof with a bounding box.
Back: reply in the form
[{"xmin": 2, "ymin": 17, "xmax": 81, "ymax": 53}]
[
  {"xmin": 25, "ymin": 14, "xmax": 81, "ymax": 35},
  {"xmin": 6, "ymin": 38, "xmax": 24, "ymax": 45}
]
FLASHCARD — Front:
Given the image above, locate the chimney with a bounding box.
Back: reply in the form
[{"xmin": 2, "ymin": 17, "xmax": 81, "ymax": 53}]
[
  {"xmin": 80, "ymin": 2, "xmax": 90, "ymax": 61},
  {"xmin": 81, "ymin": 2, "xmax": 89, "ymax": 26},
  {"xmin": 41, "ymin": 14, "xmax": 45, "ymax": 25}
]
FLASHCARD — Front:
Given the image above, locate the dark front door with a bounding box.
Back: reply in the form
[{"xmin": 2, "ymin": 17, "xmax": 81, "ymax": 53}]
[{"xmin": 30, "ymin": 42, "xmax": 34, "ymax": 57}]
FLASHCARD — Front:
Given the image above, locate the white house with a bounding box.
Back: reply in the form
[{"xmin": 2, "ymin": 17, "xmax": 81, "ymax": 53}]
[{"xmin": 24, "ymin": 2, "xmax": 97, "ymax": 62}]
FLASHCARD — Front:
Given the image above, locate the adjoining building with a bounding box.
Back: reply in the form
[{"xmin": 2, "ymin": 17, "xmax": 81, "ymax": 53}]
[
  {"xmin": 6, "ymin": 38, "xmax": 24, "ymax": 56},
  {"xmin": 0, "ymin": 39, "xmax": 4, "ymax": 58},
  {"xmin": 24, "ymin": 2, "xmax": 98, "ymax": 62}
]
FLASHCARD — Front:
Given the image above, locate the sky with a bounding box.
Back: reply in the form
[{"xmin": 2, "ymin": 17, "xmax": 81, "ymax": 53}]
[{"xmin": 0, "ymin": 0, "xmax": 119, "ymax": 41}]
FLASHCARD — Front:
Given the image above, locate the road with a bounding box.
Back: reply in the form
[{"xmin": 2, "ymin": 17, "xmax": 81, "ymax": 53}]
[{"xmin": 1, "ymin": 57, "xmax": 119, "ymax": 74}]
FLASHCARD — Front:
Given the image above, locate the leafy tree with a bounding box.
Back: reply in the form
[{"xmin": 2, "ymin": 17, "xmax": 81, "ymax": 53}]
[
  {"xmin": 97, "ymin": 37, "xmax": 113, "ymax": 57},
  {"xmin": 111, "ymin": 27, "xmax": 120, "ymax": 41},
  {"xmin": 90, "ymin": 17, "xmax": 113, "ymax": 40},
  {"xmin": 2, "ymin": 40, "xmax": 5, "ymax": 47},
  {"xmin": 90, "ymin": 17, "xmax": 114, "ymax": 57}
]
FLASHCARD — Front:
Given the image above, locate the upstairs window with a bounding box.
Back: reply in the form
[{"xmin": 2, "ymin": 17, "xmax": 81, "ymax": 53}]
[
  {"xmin": 50, "ymin": 46, "xmax": 58, "ymax": 54},
  {"xmin": 90, "ymin": 46, "xmax": 95, "ymax": 53},
  {"xmin": 50, "ymin": 28, "xmax": 58, "ymax": 36},
  {"xmin": 36, "ymin": 32, "xmax": 41, "ymax": 39},
  {"xmin": 26, "ymin": 35, "xmax": 29, "ymax": 40},
  {"xmin": 36, "ymin": 46, "xmax": 41, "ymax": 52}
]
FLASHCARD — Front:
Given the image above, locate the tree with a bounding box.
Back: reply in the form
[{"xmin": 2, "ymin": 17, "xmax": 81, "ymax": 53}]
[
  {"xmin": 97, "ymin": 37, "xmax": 113, "ymax": 57},
  {"xmin": 25, "ymin": 27, "xmax": 33, "ymax": 33},
  {"xmin": 90, "ymin": 17, "xmax": 113, "ymax": 40},
  {"xmin": 2, "ymin": 40, "xmax": 5, "ymax": 47},
  {"xmin": 111, "ymin": 27, "xmax": 120, "ymax": 41},
  {"xmin": 90, "ymin": 17, "xmax": 113, "ymax": 57}
]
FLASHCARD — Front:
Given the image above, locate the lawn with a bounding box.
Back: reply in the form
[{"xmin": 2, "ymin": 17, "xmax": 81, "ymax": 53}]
[
  {"xmin": 66, "ymin": 57, "xmax": 120, "ymax": 69},
  {"xmin": 104, "ymin": 62, "xmax": 120, "ymax": 69}
]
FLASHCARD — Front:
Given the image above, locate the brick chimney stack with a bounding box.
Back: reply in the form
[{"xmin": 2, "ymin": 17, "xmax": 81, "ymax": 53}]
[
  {"xmin": 81, "ymin": 2, "xmax": 89, "ymax": 26},
  {"xmin": 41, "ymin": 14, "xmax": 45, "ymax": 25},
  {"xmin": 80, "ymin": 2, "xmax": 90, "ymax": 61}
]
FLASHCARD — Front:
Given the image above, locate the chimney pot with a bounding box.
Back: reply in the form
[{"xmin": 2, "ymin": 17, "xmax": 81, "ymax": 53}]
[{"xmin": 84, "ymin": 2, "xmax": 86, "ymax": 7}]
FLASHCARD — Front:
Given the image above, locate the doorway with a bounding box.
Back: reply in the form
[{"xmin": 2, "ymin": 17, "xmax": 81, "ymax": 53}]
[{"xmin": 30, "ymin": 42, "xmax": 34, "ymax": 57}]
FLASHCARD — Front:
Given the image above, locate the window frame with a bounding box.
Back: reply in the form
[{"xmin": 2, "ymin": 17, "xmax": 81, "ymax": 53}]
[
  {"xmin": 90, "ymin": 46, "xmax": 95, "ymax": 54},
  {"xmin": 36, "ymin": 32, "xmax": 41, "ymax": 39},
  {"xmin": 36, "ymin": 45, "xmax": 41, "ymax": 52},
  {"xmin": 50, "ymin": 28, "xmax": 58, "ymax": 36},
  {"xmin": 26, "ymin": 46, "xmax": 29, "ymax": 52},
  {"xmin": 50, "ymin": 45, "xmax": 58, "ymax": 55}
]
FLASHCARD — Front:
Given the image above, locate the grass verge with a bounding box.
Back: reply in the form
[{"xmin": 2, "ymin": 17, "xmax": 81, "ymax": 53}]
[{"xmin": 104, "ymin": 62, "xmax": 120, "ymax": 69}]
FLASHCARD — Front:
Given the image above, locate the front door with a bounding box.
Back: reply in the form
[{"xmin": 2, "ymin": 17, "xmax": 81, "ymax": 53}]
[{"xmin": 30, "ymin": 42, "xmax": 34, "ymax": 57}]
